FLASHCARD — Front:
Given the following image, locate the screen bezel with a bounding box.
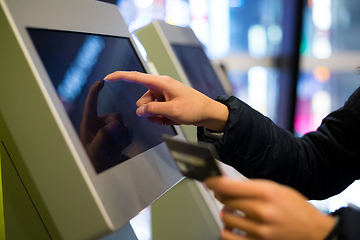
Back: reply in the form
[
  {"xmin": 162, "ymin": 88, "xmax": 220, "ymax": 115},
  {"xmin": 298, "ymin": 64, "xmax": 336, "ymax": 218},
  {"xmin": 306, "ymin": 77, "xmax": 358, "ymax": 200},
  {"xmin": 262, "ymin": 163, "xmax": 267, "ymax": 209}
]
[
  {"xmin": 3, "ymin": 0, "xmax": 185, "ymax": 231},
  {"xmin": 156, "ymin": 21, "xmax": 202, "ymax": 47},
  {"xmin": 154, "ymin": 21, "xmax": 227, "ymax": 99},
  {"xmin": 26, "ymin": 27, "xmax": 179, "ymax": 174},
  {"xmin": 171, "ymin": 44, "xmax": 227, "ymax": 99}
]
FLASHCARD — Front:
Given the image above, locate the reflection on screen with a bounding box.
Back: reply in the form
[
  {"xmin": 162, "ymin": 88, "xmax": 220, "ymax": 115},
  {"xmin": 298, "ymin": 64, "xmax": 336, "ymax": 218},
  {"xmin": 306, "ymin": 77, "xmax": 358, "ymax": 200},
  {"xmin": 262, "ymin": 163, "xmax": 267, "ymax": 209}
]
[
  {"xmin": 172, "ymin": 45, "xmax": 226, "ymax": 99},
  {"xmin": 28, "ymin": 28, "xmax": 176, "ymax": 173}
]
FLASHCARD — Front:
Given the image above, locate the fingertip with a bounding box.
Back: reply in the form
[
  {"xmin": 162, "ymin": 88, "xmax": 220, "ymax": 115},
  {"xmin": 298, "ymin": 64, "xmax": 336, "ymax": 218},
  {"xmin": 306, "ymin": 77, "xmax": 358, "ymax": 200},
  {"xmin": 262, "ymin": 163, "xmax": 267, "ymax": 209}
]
[
  {"xmin": 103, "ymin": 76, "xmax": 114, "ymax": 82},
  {"xmin": 204, "ymin": 176, "xmax": 221, "ymax": 188},
  {"xmin": 103, "ymin": 74, "xmax": 111, "ymax": 81},
  {"xmin": 204, "ymin": 177, "xmax": 212, "ymax": 186},
  {"xmin": 136, "ymin": 106, "xmax": 145, "ymax": 117},
  {"xmin": 103, "ymin": 72, "xmax": 118, "ymax": 81},
  {"xmin": 98, "ymin": 79, "xmax": 105, "ymax": 87}
]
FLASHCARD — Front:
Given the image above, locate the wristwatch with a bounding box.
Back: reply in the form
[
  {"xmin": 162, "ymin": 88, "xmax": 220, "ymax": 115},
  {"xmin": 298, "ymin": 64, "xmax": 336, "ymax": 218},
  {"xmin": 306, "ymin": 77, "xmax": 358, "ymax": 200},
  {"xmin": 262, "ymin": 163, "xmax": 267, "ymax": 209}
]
[{"xmin": 203, "ymin": 127, "xmax": 224, "ymax": 140}]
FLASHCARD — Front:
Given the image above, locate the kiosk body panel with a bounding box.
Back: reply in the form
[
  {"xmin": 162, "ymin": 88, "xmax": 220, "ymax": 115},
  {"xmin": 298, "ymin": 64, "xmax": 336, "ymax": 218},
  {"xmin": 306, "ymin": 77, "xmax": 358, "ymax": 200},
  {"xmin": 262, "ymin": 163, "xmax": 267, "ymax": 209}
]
[{"xmin": 0, "ymin": 1, "xmax": 184, "ymax": 239}]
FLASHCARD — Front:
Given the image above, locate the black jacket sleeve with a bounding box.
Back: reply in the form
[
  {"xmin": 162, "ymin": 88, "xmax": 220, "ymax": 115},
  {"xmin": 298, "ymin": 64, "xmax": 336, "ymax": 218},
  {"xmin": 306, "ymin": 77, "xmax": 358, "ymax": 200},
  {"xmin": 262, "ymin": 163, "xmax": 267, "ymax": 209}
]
[
  {"xmin": 325, "ymin": 205, "xmax": 360, "ymax": 240},
  {"xmin": 198, "ymin": 87, "xmax": 360, "ymax": 200}
]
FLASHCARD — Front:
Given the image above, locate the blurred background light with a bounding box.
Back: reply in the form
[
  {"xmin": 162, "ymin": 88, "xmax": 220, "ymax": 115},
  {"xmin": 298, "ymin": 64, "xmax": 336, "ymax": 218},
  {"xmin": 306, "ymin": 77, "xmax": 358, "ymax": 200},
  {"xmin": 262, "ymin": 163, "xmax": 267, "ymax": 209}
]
[
  {"xmin": 208, "ymin": 0, "xmax": 230, "ymax": 59},
  {"xmin": 267, "ymin": 24, "xmax": 283, "ymax": 45},
  {"xmin": 152, "ymin": 2, "xmax": 165, "ymax": 20},
  {"xmin": 312, "ymin": 36, "xmax": 332, "ymax": 59},
  {"xmin": 312, "ymin": 0, "xmax": 332, "ymax": 31},
  {"xmin": 229, "ymin": 0, "xmax": 246, "ymax": 8},
  {"xmin": 134, "ymin": 0, "xmax": 154, "ymax": 9},
  {"xmin": 311, "ymin": 90, "xmax": 331, "ymax": 130},
  {"xmin": 189, "ymin": 0, "xmax": 209, "ymax": 48},
  {"xmin": 189, "ymin": 0, "xmax": 208, "ymax": 18},
  {"xmin": 338, "ymin": 7, "xmax": 350, "ymax": 28},
  {"xmin": 190, "ymin": 18, "xmax": 210, "ymax": 47},
  {"xmin": 313, "ymin": 66, "xmax": 331, "ymax": 83},
  {"xmin": 248, "ymin": 24, "xmax": 267, "ymax": 59},
  {"xmin": 311, "ymin": 181, "xmax": 360, "ymax": 213},
  {"xmin": 248, "ymin": 66, "xmax": 268, "ymax": 115},
  {"xmin": 128, "ymin": 14, "xmax": 153, "ymax": 33},
  {"xmin": 165, "ymin": 0, "xmax": 190, "ymax": 26}
]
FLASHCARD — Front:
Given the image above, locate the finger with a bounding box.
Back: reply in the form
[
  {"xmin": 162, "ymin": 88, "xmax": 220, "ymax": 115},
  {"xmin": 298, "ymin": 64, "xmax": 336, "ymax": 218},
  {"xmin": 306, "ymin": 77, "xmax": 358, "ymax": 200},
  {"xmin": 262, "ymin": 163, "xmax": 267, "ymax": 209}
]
[
  {"xmin": 221, "ymin": 229, "xmax": 256, "ymax": 240},
  {"xmin": 219, "ymin": 198, "xmax": 273, "ymax": 223},
  {"xmin": 136, "ymin": 90, "xmax": 156, "ymax": 107},
  {"xmin": 83, "ymin": 80, "xmax": 105, "ymax": 121},
  {"xmin": 104, "ymin": 71, "xmax": 165, "ymax": 90},
  {"xmin": 222, "ymin": 206, "xmax": 246, "ymax": 218},
  {"xmin": 137, "ymin": 90, "xmax": 156, "ymax": 107},
  {"xmin": 106, "ymin": 72, "xmax": 169, "ymax": 104},
  {"xmin": 205, "ymin": 177, "xmax": 270, "ymax": 199},
  {"xmin": 136, "ymin": 101, "xmax": 175, "ymax": 119},
  {"xmin": 222, "ymin": 209, "xmax": 263, "ymax": 238}
]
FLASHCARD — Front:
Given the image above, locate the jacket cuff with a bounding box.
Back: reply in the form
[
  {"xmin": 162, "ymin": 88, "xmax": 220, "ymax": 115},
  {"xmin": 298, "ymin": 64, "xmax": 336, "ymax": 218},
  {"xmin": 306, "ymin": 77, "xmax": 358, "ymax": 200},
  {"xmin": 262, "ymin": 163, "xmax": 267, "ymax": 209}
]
[
  {"xmin": 197, "ymin": 95, "xmax": 233, "ymax": 142},
  {"xmin": 325, "ymin": 205, "xmax": 360, "ymax": 240}
]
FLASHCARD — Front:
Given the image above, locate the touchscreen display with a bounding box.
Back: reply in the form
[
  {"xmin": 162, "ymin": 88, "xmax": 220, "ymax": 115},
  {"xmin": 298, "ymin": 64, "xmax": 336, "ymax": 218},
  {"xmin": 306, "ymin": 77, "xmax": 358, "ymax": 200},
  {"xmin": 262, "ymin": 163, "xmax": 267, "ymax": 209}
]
[
  {"xmin": 172, "ymin": 44, "xmax": 226, "ymax": 99},
  {"xmin": 28, "ymin": 28, "xmax": 176, "ymax": 173}
]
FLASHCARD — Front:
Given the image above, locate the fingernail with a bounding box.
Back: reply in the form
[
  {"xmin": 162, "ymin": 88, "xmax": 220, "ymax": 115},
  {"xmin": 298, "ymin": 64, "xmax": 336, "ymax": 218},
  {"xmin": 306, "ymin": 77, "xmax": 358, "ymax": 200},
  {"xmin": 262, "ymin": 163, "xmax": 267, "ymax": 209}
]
[
  {"xmin": 136, "ymin": 106, "xmax": 145, "ymax": 117},
  {"xmin": 98, "ymin": 79, "xmax": 105, "ymax": 87},
  {"xmin": 103, "ymin": 74, "xmax": 110, "ymax": 81}
]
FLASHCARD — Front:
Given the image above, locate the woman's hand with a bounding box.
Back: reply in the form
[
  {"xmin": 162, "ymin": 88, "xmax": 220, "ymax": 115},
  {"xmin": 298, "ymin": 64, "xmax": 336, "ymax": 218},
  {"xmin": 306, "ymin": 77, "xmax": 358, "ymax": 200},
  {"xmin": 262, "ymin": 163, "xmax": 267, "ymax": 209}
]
[
  {"xmin": 104, "ymin": 71, "xmax": 229, "ymax": 132},
  {"xmin": 205, "ymin": 177, "xmax": 335, "ymax": 240}
]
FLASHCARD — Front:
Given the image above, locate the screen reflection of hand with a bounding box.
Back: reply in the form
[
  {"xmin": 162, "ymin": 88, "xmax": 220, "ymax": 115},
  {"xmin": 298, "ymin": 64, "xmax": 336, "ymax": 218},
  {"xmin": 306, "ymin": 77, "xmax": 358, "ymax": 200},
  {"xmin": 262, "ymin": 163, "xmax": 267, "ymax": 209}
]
[{"xmin": 80, "ymin": 80, "xmax": 133, "ymax": 173}]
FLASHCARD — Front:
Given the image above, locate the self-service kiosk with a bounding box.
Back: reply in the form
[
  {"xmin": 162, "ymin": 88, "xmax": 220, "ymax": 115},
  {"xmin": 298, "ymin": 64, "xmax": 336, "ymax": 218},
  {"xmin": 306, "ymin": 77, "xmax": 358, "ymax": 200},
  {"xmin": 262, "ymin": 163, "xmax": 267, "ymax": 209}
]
[{"xmin": 0, "ymin": 1, "xmax": 186, "ymax": 239}]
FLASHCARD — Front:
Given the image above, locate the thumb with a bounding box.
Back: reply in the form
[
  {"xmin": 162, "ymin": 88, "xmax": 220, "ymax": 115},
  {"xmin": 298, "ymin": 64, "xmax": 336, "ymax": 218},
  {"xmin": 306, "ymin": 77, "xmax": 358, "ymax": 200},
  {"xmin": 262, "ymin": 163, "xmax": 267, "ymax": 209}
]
[{"xmin": 136, "ymin": 101, "xmax": 172, "ymax": 118}]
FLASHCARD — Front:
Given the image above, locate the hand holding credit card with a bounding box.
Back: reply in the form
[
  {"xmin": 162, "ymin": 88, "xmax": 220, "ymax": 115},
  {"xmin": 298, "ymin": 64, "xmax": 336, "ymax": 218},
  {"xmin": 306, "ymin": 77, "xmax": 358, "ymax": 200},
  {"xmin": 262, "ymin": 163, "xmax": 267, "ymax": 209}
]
[{"xmin": 163, "ymin": 134, "xmax": 223, "ymax": 182}]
